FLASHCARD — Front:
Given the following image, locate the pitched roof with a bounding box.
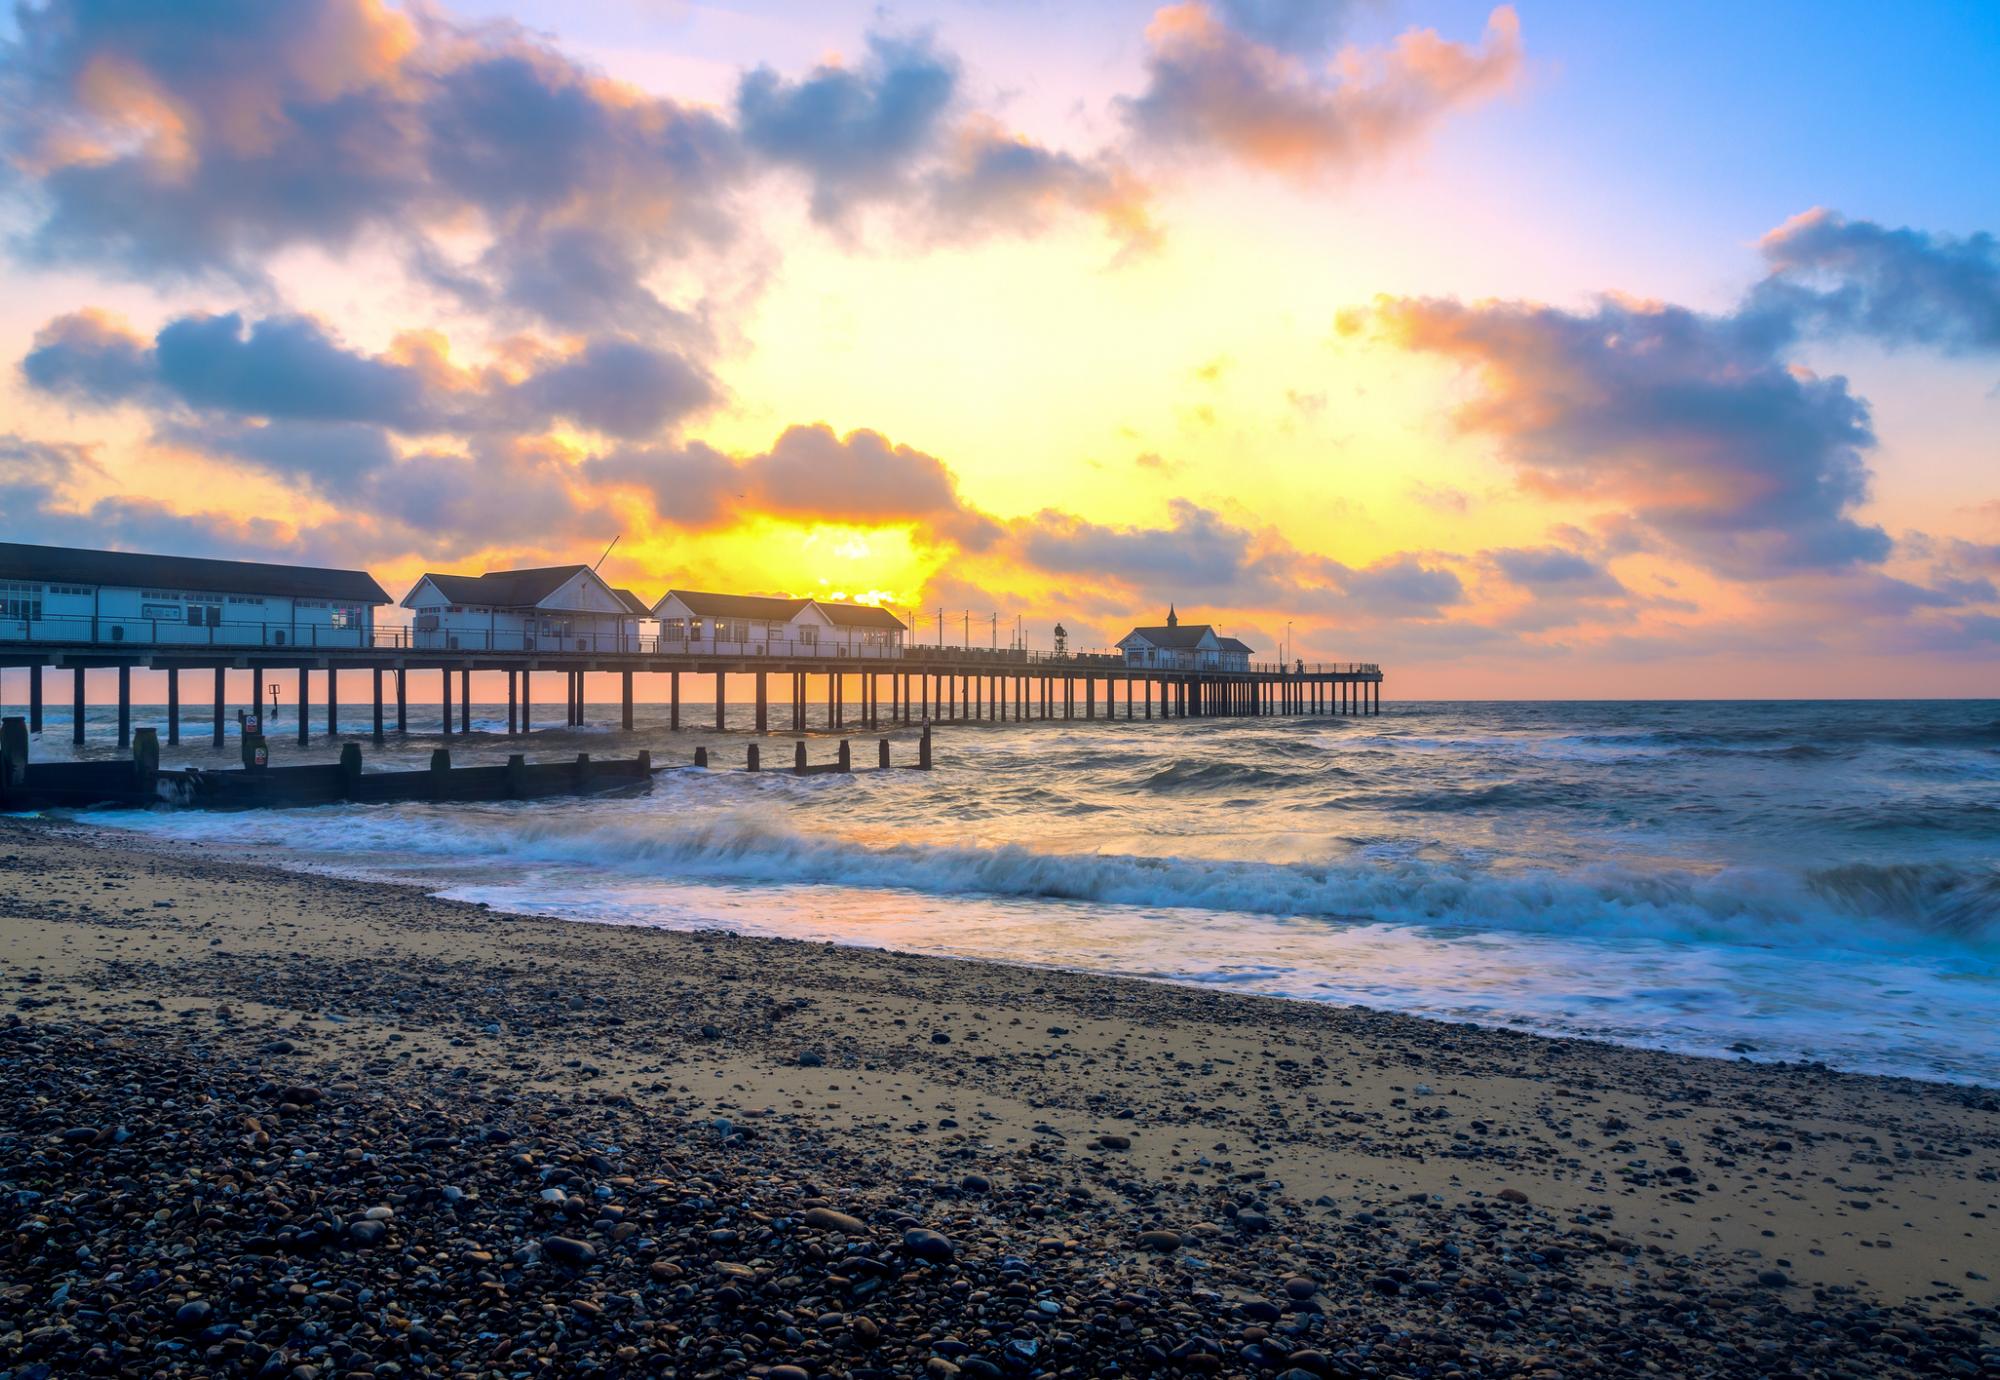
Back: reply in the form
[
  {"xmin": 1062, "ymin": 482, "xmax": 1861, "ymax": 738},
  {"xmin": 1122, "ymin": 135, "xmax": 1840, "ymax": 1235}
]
[
  {"xmin": 0, "ymin": 541, "xmax": 391, "ymax": 604},
  {"xmin": 610, "ymin": 587, "xmax": 652, "ymax": 616},
  {"xmin": 818, "ymin": 601, "xmax": 907, "ymax": 630},
  {"xmin": 1120, "ymin": 623, "xmax": 1218, "ymax": 651},
  {"xmin": 1216, "ymin": 636, "xmax": 1255, "ymax": 654},
  {"xmin": 410, "ymin": 566, "xmax": 593, "ymax": 609},
  {"xmin": 662, "ymin": 589, "xmax": 812, "ymax": 621}
]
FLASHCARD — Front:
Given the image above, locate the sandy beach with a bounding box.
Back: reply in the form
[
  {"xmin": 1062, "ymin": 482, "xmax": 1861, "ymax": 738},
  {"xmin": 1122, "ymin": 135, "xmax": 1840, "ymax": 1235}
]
[{"xmin": 3, "ymin": 815, "xmax": 1996, "ymax": 1378}]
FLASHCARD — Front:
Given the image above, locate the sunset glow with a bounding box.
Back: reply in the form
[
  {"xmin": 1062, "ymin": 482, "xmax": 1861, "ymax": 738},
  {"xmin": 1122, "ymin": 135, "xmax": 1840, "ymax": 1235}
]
[{"xmin": 3, "ymin": 0, "xmax": 1995, "ymax": 695}]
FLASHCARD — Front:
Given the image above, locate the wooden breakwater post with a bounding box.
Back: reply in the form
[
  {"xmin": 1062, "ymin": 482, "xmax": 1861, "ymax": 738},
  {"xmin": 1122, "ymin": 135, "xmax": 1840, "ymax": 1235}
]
[
  {"xmin": 694, "ymin": 745, "xmax": 709, "ymax": 769},
  {"xmin": 920, "ymin": 723, "xmax": 932, "ymax": 770},
  {"xmin": 838, "ymin": 740, "xmax": 851, "ymax": 773},
  {"xmin": 1, "ymin": 716, "xmax": 27, "ymax": 792},
  {"xmin": 747, "ymin": 744, "xmax": 761, "ymax": 772},
  {"xmin": 878, "ymin": 739, "xmax": 890, "ymax": 768},
  {"xmin": 0, "ymin": 731, "xmax": 657, "ymax": 812}
]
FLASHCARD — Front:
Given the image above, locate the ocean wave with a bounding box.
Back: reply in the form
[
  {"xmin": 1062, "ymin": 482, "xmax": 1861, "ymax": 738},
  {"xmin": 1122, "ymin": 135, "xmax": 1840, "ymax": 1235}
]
[{"xmin": 94, "ymin": 801, "xmax": 2000, "ymax": 957}]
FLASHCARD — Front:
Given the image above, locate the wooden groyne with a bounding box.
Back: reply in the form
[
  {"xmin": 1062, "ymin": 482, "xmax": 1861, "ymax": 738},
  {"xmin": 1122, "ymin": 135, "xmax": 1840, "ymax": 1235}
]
[{"xmin": 0, "ymin": 717, "xmax": 933, "ymax": 812}]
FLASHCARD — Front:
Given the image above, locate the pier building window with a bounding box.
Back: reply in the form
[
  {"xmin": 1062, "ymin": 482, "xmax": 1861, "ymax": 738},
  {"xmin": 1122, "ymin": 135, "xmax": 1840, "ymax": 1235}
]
[
  {"xmin": 330, "ymin": 605, "xmax": 362, "ymax": 629},
  {"xmin": 661, "ymin": 618, "xmax": 688, "ymax": 640},
  {"xmin": 797, "ymin": 625, "xmax": 817, "ymax": 646},
  {"xmin": 0, "ymin": 582, "xmax": 43, "ymax": 620},
  {"xmin": 715, "ymin": 618, "xmax": 750, "ymax": 642}
]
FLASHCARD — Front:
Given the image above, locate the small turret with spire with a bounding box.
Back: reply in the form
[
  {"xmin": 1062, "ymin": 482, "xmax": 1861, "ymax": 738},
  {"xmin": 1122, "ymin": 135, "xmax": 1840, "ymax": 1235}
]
[{"xmin": 1166, "ymin": 603, "xmax": 1178, "ymax": 629}]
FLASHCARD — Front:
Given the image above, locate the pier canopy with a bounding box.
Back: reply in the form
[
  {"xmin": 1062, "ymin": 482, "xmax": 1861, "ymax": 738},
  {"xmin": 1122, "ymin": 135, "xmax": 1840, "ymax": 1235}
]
[
  {"xmin": 652, "ymin": 589, "xmax": 907, "ymax": 659},
  {"xmin": 401, "ymin": 565, "xmax": 650, "ymax": 654},
  {"xmin": 0, "ymin": 541, "xmax": 390, "ymax": 648},
  {"xmin": 1117, "ymin": 609, "xmax": 1254, "ymax": 671}
]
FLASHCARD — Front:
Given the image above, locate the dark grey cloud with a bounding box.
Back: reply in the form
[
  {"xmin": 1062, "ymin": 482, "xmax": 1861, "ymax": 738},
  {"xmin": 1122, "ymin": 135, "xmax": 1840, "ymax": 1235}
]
[
  {"xmin": 736, "ymin": 30, "xmax": 958, "ymax": 226},
  {"xmin": 1353, "ymin": 294, "xmax": 1891, "ymax": 577},
  {"xmin": 1485, "ymin": 545, "xmax": 1628, "ymax": 597},
  {"xmin": 23, "ymin": 309, "xmax": 716, "ymax": 443},
  {"xmin": 1752, "ymin": 209, "xmax": 2000, "ymax": 354},
  {"xmin": 1213, "ymin": 0, "xmax": 1354, "ymax": 55},
  {"xmin": 925, "ymin": 127, "xmax": 1158, "ymax": 254},
  {"xmin": 2, "ymin": 0, "xmax": 744, "ymax": 333}
]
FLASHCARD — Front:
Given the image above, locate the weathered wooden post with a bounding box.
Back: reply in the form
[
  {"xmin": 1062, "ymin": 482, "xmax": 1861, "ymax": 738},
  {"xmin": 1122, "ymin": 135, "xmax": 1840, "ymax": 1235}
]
[
  {"xmin": 507, "ymin": 671, "xmax": 517, "ymax": 735},
  {"xmin": 73, "ymin": 667, "xmax": 86, "ymax": 746},
  {"xmin": 755, "ymin": 670, "xmax": 767, "ymax": 732},
  {"xmin": 694, "ymin": 745, "xmax": 708, "ymax": 768},
  {"xmin": 372, "ymin": 668, "xmax": 385, "ymax": 745},
  {"xmin": 837, "ymin": 739, "xmax": 851, "ymax": 773},
  {"xmin": 166, "ymin": 667, "xmax": 179, "ymax": 745},
  {"xmin": 919, "ymin": 723, "xmax": 933, "ymax": 770},
  {"xmin": 338, "ymin": 740, "xmax": 362, "ymax": 798},
  {"xmin": 715, "ymin": 670, "xmax": 726, "ymax": 732},
  {"xmin": 878, "ymin": 738, "xmax": 890, "ymax": 768},
  {"xmin": 327, "ymin": 667, "xmax": 339, "ymax": 736},
  {"xmin": 26, "ymin": 668, "xmax": 41, "ymax": 736},
  {"xmin": 460, "ymin": 668, "xmax": 471, "ymax": 731},
  {"xmin": 575, "ymin": 751, "xmax": 591, "ymax": 793},
  {"xmin": 506, "ymin": 752, "xmax": 526, "ymax": 799},
  {"xmin": 131, "ymin": 726, "xmax": 158, "ymax": 795},
  {"xmin": 622, "ymin": 670, "xmax": 634, "ymax": 731},
  {"xmin": 116, "ymin": 665, "xmax": 131, "ymax": 748},
  {"xmin": 795, "ymin": 740, "xmax": 807, "ymax": 772},
  {"xmin": 1, "ymin": 716, "xmax": 26, "ymax": 793},
  {"xmin": 747, "ymin": 743, "xmax": 760, "ymax": 772},
  {"xmin": 395, "ymin": 667, "xmax": 407, "ymax": 734},
  {"xmin": 439, "ymin": 667, "xmax": 452, "ymax": 737}
]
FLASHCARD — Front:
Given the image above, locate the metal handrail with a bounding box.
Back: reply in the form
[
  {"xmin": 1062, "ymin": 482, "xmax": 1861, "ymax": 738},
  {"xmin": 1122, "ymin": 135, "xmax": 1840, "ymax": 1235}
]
[{"xmin": 0, "ymin": 615, "xmax": 1380, "ymax": 674}]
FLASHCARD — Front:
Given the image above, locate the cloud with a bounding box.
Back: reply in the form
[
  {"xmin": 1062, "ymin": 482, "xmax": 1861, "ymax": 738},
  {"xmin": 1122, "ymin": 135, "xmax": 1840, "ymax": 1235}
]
[
  {"xmin": 23, "ymin": 309, "xmax": 717, "ymax": 443},
  {"xmin": 736, "ymin": 30, "xmax": 958, "ymax": 226},
  {"xmin": 1349, "ymin": 293, "xmax": 1890, "ymax": 577},
  {"xmin": 586, "ymin": 423, "xmax": 988, "ymax": 539},
  {"xmin": 925, "ymin": 122, "xmax": 1159, "ymax": 255},
  {"xmin": 1212, "ymin": 0, "xmax": 1354, "ymax": 56},
  {"xmin": 1121, "ymin": 2, "xmax": 1522, "ymax": 178},
  {"xmin": 2, "ymin": 0, "xmax": 746, "ymax": 335},
  {"xmin": 1485, "ymin": 544, "xmax": 1628, "ymax": 598},
  {"xmin": 1751, "ymin": 209, "xmax": 2000, "ymax": 354},
  {"xmin": 1017, "ymin": 498, "xmax": 1254, "ymax": 586}
]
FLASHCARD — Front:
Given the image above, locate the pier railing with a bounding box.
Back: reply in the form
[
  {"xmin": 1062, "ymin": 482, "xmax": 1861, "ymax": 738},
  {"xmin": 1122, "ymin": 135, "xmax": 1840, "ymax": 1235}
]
[{"xmin": 0, "ymin": 615, "xmax": 1377, "ymax": 675}]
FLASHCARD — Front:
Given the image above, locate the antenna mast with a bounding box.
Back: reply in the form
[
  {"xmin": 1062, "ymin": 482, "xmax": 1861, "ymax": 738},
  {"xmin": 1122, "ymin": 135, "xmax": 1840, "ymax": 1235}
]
[{"xmin": 593, "ymin": 534, "xmax": 621, "ymax": 571}]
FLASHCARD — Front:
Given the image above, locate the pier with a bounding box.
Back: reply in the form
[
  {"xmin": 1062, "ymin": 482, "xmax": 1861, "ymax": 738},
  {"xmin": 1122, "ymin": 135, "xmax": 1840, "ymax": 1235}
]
[{"xmin": 0, "ymin": 634, "xmax": 1382, "ymax": 749}]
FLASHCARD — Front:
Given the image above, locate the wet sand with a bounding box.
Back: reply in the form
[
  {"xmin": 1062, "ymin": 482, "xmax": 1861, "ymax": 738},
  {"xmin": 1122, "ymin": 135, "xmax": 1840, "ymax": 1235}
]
[{"xmin": 2, "ymin": 816, "xmax": 1996, "ymax": 1378}]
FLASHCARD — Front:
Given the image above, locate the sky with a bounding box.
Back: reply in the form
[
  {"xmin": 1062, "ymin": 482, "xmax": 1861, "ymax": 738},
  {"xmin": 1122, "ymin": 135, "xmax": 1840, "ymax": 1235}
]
[{"xmin": 0, "ymin": 0, "xmax": 1996, "ymax": 697}]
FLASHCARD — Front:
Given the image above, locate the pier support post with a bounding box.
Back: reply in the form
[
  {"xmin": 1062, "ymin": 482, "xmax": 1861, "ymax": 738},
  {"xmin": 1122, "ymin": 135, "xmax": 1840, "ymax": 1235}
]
[
  {"xmin": 298, "ymin": 668, "xmax": 310, "ymax": 746},
  {"xmin": 507, "ymin": 672, "xmax": 517, "ymax": 735},
  {"xmin": 670, "ymin": 671, "xmax": 680, "ymax": 730},
  {"xmin": 622, "ymin": 670, "xmax": 634, "ymax": 732},
  {"xmin": 74, "ymin": 668, "xmax": 86, "ymax": 746},
  {"xmin": 440, "ymin": 668, "xmax": 452, "ymax": 737},
  {"xmin": 716, "ymin": 671, "xmax": 726, "ymax": 732},
  {"xmin": 396, "ymin": 668, "xmax": 407, "ymax": 734},
  {"xmin": 212, "ymin": 668, "xmax": 224, "ymax": 748},
  {"xmin": 116, "ymin": 665, "xmax": 131, "ymax": 748},
  {"xmin": 328, "ymin": 668, "xmax": 339, "ymax": 736},
  {"xmin": 755, "ymin": 671, "xmax": 767, "ymax": 732},
  {"xmin": 253, "ymin": 668, "xmax": 265, "ymax": 727},
  {"xmin": 28, "ymin": 666, "xmax": 41, "ymax": 735},
  {"xmin": 460, "ymin": 669, "xmax": 470, "ymax": 732},
  {"xmin": 373, "ymin": 668, "xmax": 385, "ymax": 745},
  {"xmin": 166, "ymin": 668, "xmax": 179, "ymax": 745}
]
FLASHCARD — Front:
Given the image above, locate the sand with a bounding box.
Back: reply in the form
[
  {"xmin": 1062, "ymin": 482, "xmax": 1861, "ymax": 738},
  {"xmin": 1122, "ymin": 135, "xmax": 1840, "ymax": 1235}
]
[{"xmin": 2, "ymin": 816, "xmax": 1996, "ymax": 1377}]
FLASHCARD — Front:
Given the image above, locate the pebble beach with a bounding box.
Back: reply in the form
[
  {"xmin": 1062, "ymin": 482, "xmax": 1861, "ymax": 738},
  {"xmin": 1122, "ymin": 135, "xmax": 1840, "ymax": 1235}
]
[{"xmin": 3, "ymin": 816, "xmax": 1997, "ymax": 1379}]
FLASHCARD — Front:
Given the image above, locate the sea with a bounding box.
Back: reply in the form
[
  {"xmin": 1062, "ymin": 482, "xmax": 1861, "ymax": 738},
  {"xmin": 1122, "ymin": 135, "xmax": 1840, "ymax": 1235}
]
[{"xmin": 12, "ymin": 695, "xmax": 1999, "ymax": 1087}]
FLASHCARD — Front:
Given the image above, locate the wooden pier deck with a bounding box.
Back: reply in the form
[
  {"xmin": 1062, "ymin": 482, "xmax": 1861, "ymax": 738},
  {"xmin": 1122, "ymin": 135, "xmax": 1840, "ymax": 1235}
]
[{"xmin": 0, "ymin": 636, "xmax": 1382, "ymax": 749}]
